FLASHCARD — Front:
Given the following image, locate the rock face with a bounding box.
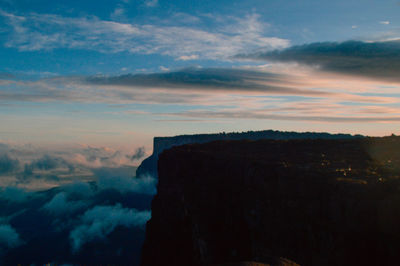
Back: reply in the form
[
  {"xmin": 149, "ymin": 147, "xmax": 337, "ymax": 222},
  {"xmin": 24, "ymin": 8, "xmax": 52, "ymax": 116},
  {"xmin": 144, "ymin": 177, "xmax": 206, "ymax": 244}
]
[
  {"xmin": 141, "ymin": 137, "xmax": 400, "ymax": 266},
  {"xmin": 135, "ymin": 130, "xmax": 361, "ymax": 179}
]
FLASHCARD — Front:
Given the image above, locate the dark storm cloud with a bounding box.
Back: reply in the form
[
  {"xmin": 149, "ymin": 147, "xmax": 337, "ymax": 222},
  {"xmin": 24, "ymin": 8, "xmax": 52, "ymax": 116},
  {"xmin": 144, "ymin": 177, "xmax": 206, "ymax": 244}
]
[{"xmin": 238, "ymin": 40, "xmax": 400, "ymax": 82}]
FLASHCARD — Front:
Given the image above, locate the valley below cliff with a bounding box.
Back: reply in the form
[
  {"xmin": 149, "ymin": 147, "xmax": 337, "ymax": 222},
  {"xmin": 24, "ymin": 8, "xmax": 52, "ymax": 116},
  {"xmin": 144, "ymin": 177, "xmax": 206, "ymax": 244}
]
[{"xmin": 141, "ymin": 137, "xmax": 400, "ymax": 266}]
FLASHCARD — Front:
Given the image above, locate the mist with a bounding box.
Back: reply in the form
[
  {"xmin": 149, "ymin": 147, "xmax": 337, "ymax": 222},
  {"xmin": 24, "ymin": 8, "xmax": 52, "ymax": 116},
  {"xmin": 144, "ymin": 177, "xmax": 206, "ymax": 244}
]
[{"xmin": 0, "ymin": 142, "xmax": 155, "ymax": 265}]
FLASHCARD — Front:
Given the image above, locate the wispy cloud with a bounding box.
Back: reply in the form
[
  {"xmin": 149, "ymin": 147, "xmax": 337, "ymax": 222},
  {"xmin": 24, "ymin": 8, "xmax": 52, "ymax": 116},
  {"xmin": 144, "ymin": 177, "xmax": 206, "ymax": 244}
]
[
  {"xmin": 130, "ymin": 147, "xmax": 146, "ymax": 161},
  {"xmin": 144, "ymin": 0, "xmax": 158, "ymax": 7},
  {"xmin": 0, "ymin": 67, "xmax": 329, "ymax": 106},
  {"xmin": 159, "ymin": 109, "xmax": 400, "ymax": 123},
  {"xmin": 83, "ymin": 65, "xmax": 400, "ymax": 123},
  {"xmin": 84, "ymin": 67, "xmax": 328, "ymax": 95},
  {"xmin": 176, "ymin": 54, "xmax": 199, "ymax": 61},
  {"xmin": 1, "ymin": 65, "xmax": 400, "ymax": 124},
  {"xmin": 0, "ymin": 10, "xmax": 289, "ymax": 60}
]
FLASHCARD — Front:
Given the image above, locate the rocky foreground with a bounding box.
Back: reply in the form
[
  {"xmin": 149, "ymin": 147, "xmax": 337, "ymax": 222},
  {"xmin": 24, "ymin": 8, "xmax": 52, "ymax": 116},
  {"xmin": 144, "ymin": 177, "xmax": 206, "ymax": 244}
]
[{"xmin": 141, "ymin": 137, "xmax": 400, "ymax": 266}]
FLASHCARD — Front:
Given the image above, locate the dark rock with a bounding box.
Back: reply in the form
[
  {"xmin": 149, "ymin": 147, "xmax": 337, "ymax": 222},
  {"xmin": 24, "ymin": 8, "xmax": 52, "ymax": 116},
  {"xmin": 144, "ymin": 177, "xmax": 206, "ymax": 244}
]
[
  {"xmin": 136, "ymin": 130, "xmax": 362, "ymax": 179},
  {"xmin": 141, "ymin": 137, "xmax": 400, "ymax": 266}
]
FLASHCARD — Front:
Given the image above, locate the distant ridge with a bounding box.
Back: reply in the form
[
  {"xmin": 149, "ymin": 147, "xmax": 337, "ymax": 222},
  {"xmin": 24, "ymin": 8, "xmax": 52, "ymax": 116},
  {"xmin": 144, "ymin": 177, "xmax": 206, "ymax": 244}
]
[{"xmin": 136, "ymin": 130, "xmax": 363, "ymax": 179}]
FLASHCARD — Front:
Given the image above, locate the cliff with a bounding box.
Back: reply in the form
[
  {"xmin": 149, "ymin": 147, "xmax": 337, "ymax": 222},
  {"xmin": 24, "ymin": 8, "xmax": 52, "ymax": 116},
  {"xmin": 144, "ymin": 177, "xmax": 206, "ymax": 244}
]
[
  {"xmin": 135, "ymin": 130, "xmax": 361, "ymax": 179},
  {"xmin": 141, "ymin": 137, "xmax": 400, "ymax": 266}
]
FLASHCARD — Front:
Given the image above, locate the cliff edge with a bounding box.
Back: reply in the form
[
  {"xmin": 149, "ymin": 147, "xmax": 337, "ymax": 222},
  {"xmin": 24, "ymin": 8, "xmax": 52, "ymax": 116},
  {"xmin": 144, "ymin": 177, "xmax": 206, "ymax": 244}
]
[
  {"xmin": 135, "ymin": 130, "xmax": 361, "ymax": 179},
  {"xmin": 141, "ymin": 137, "xmax": 400, "ymax": 266}
]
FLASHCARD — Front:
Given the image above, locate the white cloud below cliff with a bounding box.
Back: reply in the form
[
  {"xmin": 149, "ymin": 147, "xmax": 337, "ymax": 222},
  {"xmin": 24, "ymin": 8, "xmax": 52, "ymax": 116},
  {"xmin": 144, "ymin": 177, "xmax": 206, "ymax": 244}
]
[{"xmin": 69, "ymin": 204, "xmax": 150, "ymax": 252}]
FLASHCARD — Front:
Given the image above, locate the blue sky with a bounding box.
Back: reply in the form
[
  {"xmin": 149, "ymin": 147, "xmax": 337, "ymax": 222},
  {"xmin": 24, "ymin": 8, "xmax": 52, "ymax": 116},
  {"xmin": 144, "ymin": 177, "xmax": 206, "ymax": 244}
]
[{"xmin": 1, "ymin": 0, "xmax": 400, "ymax": 151}]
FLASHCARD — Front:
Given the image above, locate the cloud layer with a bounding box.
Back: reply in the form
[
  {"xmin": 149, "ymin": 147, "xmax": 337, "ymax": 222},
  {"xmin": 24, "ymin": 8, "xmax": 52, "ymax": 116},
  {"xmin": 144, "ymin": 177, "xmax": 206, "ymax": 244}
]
[
  {"xmin": 0, "ymin": 224, "xmax": 22, "ymax": 250},
  {"xmin": 2, "ymin": 64, "xmax": 400, "ymax": 125},
  {"xmin": 94, "ymin": 167, "xmax": 156, "ymax": 194},
  {"xmin": 70, "ymin": 204, "xmax": 150, "ymax": 253},
  {"xmin": 42, "ymin": 192, "xmax": 88, "ymax": 216},
  {"xmin": 0, "ymin": 142, "xmax": 150, "ymax": 190},
  {"xmin": 0, "ymin": 154, "xmax": 19, "ymax": 175},
  {"xmin": 0, "ymin": 10, "xmax": 288, "ymax": 60},
  {"xmin": 0, "ymin": 142, "xmax": 155, "ymax": 264},
  {"xmin": 85, "ymin": 67, "xmax": 323, "ymax": 95},
  {"xmin": 239, "ymin": 40, "xmax": 400, "ymax": 82}
]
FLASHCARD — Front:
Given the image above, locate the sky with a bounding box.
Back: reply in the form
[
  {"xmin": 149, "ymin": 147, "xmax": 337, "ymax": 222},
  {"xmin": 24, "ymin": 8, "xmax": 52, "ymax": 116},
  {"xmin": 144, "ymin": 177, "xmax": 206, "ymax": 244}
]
[
  {"xmin": 1, "ymin": 1, "xmax": 400, "ymax": 263},
  {"xmin": 1, "ymin": 0, "xmax": 400, "ymax": 153}
]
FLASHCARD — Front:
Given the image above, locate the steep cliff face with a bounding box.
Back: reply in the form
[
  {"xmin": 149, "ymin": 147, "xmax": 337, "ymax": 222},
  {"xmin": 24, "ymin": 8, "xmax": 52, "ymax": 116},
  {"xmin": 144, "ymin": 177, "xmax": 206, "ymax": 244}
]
[
  {"xmin": 141, "ymin": 137, "xmax": 400, "ymax": 266},
  {"xmin": 135, "ymin": 130, "xmax": 361, "ymax": 179}
]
